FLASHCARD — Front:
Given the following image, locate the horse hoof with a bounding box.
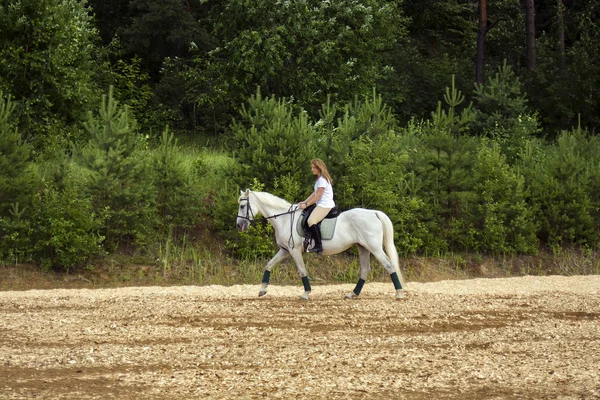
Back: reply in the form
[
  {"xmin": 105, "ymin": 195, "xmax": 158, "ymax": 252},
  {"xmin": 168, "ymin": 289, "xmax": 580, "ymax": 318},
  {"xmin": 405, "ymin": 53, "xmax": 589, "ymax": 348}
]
[
  {"xmin": 344, "ymin": 292, "xmax": 358, "ymax": 300},
  {"xmin": 258, "ymin": 291, "xmax": 267, "ymax": 297},
  {"xmin": 395, "ymin": 291, "xmax": 405, "ymax": 300},
  {"xmin": 300, "ymin": 293, "xmax": 310, "ymax": 301}
]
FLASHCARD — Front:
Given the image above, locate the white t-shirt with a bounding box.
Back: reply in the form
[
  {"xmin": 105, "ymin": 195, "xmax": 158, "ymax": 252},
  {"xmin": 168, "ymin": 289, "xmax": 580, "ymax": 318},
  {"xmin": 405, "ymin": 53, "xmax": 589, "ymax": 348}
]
[{"xmin": 314, "ymin": 176, "xmax": 335, "ymax": 208}]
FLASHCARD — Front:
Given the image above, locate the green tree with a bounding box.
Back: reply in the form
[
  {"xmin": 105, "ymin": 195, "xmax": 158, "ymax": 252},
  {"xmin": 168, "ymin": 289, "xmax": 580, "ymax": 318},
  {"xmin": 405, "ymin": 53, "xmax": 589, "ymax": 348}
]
[
  {"xmin": 343, "ymin": 133, "xmax": 428, "ymax": 254},
  {"xmin": 120, "ymin": 0, "xmax": 210, "ymax": 80},
  {"xmin": 473, "ymin": 62, "xmax": 530, "ymax": 135},
  {"xmin": 151, "ymin": 128, "xmax": 204, "ymax": 231},
  {"xmin": 0, "ymin": 92, "xmax": 37, "ymax": 262},
  {"xmin": 0, "ymin": 93, "xmax": 36, "ymax": 216},
  {"xmin": 0, "ymin": 0, "xmax": 101, "ymax": 144},
  {"xmin": 30, "ymin": 174, "xmax": 104, "ymax": 271},
  {"xmin": 230, "ymin": 89, "xmax": 317, "ymax": 194},
  {"xmin": 472, "ymin": 62, "xmax": 540, "ymax": 162},
  {"xmin": 471, "ymin": 143, "xmax": 537, "ymax": 254},
  {"xmin": 181, "ymin": 0, "xmax": 406, "ymax": 134},
  {"xmin": 79, "ymin": 87, "xmax": 155, "ymax": 249},
  {"xmin": 520, "ymin": 133, "xmax": 596, "ymax": 248},
  {"xmin": 410, "ymin": 78, "xmax": 479, "ymax": 252}
]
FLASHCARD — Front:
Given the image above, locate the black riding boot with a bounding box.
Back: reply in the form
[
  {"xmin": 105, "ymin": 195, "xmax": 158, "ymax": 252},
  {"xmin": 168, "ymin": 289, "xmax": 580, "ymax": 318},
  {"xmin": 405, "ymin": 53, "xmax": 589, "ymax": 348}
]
[{"xmin": 308, "ymin": 224, "xmax": 323, "ymax": 254}]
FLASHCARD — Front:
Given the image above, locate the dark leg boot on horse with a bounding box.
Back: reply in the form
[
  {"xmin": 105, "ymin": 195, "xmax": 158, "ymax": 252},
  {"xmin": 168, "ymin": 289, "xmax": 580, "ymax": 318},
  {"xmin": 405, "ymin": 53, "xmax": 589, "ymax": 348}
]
[{"xmin": 308, "ymin": 224, "xmax": 323, "ymax": 254}]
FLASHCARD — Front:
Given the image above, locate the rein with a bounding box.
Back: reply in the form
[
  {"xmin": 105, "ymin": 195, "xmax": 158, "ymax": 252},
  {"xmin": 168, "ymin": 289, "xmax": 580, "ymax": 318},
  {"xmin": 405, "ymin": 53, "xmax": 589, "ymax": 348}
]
[{"xmin": 238, "ymin": 196, "xmax": 301, "ymax": 249}]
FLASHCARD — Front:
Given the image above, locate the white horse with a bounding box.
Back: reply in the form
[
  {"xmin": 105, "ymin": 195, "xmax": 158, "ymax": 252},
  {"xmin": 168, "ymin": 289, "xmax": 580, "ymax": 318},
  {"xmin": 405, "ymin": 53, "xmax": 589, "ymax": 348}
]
[{"xmin": 236, "ymin": 189, "xmax": 406, "ymax": 300}]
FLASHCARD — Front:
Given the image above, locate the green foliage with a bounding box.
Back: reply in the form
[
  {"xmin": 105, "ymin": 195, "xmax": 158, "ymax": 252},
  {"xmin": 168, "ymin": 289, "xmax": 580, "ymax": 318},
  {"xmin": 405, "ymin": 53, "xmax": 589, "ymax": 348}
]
[
  {"xmin": 412, "ymin": 79, "xmax": 478, "ymax": 251},
  {"xmin": 471, "ymin": 143, "xmax": 537, "ymax": 254},
  {"xmin": 520, "ymin": 132, "xmax": 597, "ymax": 248},
  {"xmin": 472, "ymin": 63, "xmax": 540, "ymax": 162},
  {"xmin": 342, "ymin": 133, "xmax": 428, "ymax": 254},
  {"xmin": 473, "ymin": 62, "xmax": 530, "ymax": 135},
  {"xmin": 180, "ymin": 0, "xmax": 406, "ymax": 133},
  {"xmin": 0, "ymin": 202, "xmax": 32, "ymax": 264},
  {"xmin": 273, "ymin": 174, "xmax": 303, "ymax": 204},
  {"xmin": 320, "ymin": 89, "xmax": 398, "ymax": 202},
  {"xmin": 120, "ymin": 0, "xmax": 208, "ymax": 78},
  {"xmin": 0, "ymin": 92, "xmax": 36, "ymax": 217},
  {"xmin": 0, "ymin": 0, "xmax": 101, "ymax": 144},
  {"xmin": 419, "ymin": 130, "xmax": 479, "ymax": 251},
  {"xmin": 79, "ymin": 87, "xmax": 156, "ymax": 249},
  {"xmin": 231, "ymin": 89, "xmax": 317, "ymax": 192},
  {"xmin": 151, "ymin": 128, "xmax": 204, "ymax": 230},
  {"xmin": 105, "ymin": 54, "xmax": 155, "ymax": 130},
  {"xmin": 30, "ymin": 177, "xmax": 104, "ymax": 271}
]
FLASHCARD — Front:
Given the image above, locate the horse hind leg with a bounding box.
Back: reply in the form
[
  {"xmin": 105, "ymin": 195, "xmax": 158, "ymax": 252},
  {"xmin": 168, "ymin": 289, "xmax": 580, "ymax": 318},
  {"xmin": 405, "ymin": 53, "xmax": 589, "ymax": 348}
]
[
  {"xmin": 345, "ymin": 245, "xmax": 371, "ymax": 299},
  {"xmin": 371, "ymin": 249, "xmax": 405, "ymax": 300}
]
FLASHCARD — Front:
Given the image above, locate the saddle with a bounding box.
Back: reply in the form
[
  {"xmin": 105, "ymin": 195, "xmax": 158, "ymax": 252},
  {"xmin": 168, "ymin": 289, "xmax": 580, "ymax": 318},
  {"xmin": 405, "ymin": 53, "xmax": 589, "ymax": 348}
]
[{"xmin": 297, "ymin": 205, "xmax": 341, "ymax": 250}]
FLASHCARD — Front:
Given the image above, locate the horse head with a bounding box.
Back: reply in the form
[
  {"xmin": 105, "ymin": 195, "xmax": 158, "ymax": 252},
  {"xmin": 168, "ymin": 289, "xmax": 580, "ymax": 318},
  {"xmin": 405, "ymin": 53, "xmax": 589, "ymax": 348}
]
[{"xmin": 236, "ymin": 189, "xmax": 256, "ymax": 232}]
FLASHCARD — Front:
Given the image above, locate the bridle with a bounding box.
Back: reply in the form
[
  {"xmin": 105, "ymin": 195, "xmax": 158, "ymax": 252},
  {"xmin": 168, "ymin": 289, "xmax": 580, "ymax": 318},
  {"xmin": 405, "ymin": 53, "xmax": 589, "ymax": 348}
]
[
  {"xmin": 238, "ymin": 196, "xmax": 300, "ymax": 224},
  {"xmin": 238, "ymin": 195, "xmax": 302, "ymax": 248},
  {"xmin": 237, "ymin": 197, "xmax": 256, "ymax": 224}
]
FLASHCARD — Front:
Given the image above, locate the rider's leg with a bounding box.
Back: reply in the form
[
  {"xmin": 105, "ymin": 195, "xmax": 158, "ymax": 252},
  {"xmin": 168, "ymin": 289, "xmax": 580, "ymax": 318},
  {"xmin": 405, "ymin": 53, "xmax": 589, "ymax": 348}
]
[{"xmin": 307, "ymin": 207, "xmax": 331, "ymax": 254}]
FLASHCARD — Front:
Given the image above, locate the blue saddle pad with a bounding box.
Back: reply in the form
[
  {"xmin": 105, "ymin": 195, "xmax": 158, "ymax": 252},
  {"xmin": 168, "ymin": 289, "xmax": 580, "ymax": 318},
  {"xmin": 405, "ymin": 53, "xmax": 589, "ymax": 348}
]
[{"xmin": 296, "ymin": 216, "xmax": 338, "ymax": 240}]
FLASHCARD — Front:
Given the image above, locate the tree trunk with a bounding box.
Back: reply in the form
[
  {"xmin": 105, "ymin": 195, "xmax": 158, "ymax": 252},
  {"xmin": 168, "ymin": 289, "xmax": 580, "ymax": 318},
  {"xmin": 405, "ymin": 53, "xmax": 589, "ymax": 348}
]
[
  {"xmin": 476, "ymin": 0, "xmax": 487, "ymax": 85},
  {"xmin": 525, "ymin": 0, "xmax": 536, "ymax": 70},
  {"xmin": 557, "ymin": 0, "xmax": 565, "ymax": 70}
]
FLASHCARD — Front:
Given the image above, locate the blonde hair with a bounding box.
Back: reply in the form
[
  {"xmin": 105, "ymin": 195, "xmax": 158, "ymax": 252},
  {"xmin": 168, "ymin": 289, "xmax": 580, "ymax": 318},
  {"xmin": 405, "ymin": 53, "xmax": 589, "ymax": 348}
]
[{"xmin": 311, "ymin": 158, "xmax": 333, "ymax": 184}]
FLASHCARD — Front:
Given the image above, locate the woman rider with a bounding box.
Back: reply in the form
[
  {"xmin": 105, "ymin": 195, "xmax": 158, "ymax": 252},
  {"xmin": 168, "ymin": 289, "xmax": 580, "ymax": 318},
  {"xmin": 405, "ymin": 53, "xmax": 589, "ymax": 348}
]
[{"xmin": 298, "ymin": 158, "xmax": 335, "ymax": 254}]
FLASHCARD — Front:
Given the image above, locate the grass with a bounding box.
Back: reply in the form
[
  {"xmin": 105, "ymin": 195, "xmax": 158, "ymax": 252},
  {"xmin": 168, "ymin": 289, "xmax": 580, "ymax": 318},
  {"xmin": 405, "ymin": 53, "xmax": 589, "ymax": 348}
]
[{"xmin": 1, "ymin": 246, "xmax": 600, "ymax": 292}]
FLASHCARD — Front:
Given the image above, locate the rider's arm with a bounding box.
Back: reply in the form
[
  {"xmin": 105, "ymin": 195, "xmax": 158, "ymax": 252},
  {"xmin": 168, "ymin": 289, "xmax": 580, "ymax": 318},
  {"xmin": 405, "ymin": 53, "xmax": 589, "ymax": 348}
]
[
  {"xmin": 304, "ymin": 187, "xmax": 324, "ymax": 206},
  {"xmin": 301, "ymin": 192, "xmax": 314, "ymax": 206}
]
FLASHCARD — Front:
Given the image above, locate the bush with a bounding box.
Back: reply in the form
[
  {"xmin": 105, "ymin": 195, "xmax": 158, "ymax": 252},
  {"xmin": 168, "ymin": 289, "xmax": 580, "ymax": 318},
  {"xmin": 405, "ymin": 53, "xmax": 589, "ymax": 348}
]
[
  {"xmin": 521, "ymin": 132, "xmax": 596, "ymax": 248},
  {"xmin": 30, "ymin": 176, "xmax": 104, "ymax": 271},
  {"xmin": 471, "ymin": 143, "xmax": 537, "ymax": 254}
]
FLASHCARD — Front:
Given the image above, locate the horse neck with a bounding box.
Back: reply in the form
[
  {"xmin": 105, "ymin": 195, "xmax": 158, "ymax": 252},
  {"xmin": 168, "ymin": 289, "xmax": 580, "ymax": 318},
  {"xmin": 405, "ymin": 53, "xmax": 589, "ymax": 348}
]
[{"xmin": 251, "ymin": 193, "xmax": 289, "ymax": 219}]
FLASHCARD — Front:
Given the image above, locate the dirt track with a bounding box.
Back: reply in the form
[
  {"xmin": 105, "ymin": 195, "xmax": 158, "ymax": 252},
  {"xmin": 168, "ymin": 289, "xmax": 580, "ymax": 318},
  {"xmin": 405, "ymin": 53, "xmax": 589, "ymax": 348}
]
[{"xmin": 1, "ymin": 276, "xmax": 599, "ymax": 399}]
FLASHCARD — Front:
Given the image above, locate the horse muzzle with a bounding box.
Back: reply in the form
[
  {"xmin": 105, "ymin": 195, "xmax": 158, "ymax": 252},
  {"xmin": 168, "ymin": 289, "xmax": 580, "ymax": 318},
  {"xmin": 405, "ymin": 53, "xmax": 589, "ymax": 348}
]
[{"xmin": 236, "ymin": 218, "xmax": 250, "ymax": 232}]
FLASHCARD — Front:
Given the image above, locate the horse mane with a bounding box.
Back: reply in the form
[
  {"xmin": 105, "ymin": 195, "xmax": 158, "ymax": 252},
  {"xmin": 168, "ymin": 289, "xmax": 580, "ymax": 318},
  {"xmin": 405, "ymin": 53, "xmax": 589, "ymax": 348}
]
[{"xmin": 251, "ymin": 191, "xmax": 292, "ymax": 210}]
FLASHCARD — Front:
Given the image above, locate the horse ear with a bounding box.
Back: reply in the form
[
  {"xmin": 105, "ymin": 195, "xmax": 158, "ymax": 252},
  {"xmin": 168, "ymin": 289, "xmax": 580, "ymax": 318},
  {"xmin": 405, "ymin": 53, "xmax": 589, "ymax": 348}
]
[
  {"xmin": 240, "ymin": 190, "xmax": 244, "ymax": 196},
  {"xmin": 244, "ymin": 188, "xmax": 250, "ymax": 196}
]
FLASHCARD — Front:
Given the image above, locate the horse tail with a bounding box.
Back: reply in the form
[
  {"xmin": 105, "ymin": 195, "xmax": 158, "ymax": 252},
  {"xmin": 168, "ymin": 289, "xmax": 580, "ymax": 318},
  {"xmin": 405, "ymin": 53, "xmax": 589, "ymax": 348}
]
[{"xmin": 376, "ymin": 211, "xmax": 405, "ymax": 287}]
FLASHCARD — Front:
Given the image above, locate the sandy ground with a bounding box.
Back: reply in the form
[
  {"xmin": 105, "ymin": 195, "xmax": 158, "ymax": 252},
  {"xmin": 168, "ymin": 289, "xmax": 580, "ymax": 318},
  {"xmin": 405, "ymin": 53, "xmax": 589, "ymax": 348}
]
[{"xmin": 1, "ymin": 275, "xmax": 599, "ymax": 399}]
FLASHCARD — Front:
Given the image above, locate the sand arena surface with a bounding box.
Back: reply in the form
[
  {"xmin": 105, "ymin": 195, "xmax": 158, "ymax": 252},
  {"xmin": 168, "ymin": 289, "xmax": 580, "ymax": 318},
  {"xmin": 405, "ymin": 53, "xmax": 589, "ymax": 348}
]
[{"xmin": 1, "ymin": 276, "xmax": 599, "ymax": 399}]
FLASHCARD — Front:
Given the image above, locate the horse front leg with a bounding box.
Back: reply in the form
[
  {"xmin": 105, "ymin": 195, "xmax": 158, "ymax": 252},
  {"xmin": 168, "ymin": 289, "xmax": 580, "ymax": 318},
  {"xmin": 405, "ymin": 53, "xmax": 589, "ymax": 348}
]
[
  {"xmin": 289, "ymin": 248, "xmax": 311, "ymax": 300},
  {"xmin": 345, "ymin": 245, "xmax": 371, "ymax": 299},
  {"xmin": 259, "ymin": 248, "xmax": 290, "ymax": 297}
]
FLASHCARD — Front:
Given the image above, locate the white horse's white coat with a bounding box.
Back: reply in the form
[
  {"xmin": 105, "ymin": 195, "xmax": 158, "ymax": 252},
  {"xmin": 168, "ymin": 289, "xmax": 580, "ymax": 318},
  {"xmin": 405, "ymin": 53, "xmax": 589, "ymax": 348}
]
[{"xmin": 236, "ymin": 190, "xmax": 405, "ymax": 300}]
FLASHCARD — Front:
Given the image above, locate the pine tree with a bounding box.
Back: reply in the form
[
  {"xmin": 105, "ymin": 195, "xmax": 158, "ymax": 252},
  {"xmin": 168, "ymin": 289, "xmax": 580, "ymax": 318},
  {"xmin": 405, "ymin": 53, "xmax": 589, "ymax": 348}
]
[
  {"xmin": 231, "ymin": 88, "xmax": 317, "ymax": 194},
  {"xmin": 80, "ymin": 87, "xmax": 156, "ymax": 249},
  {"xmin": 417, "ymin": 77, "xmax": 479, "ymax": 251},
  {"xmin": 152, "ymin": 127, "xmax": 202, "ymax": 230},
  {"xmin": 0, "ymin": 92, "xmax": 35, "ymax": 216},
  {"xmin": 473, "ymin": 62, "xmax": 529, "ymax": 133}
]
